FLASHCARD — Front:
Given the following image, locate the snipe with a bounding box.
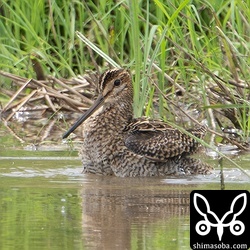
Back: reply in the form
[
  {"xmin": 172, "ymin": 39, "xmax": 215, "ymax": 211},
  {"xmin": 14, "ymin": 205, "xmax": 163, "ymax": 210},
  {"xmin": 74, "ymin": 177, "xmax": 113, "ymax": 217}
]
[{"xmin": 63, "ymin": 68, "xmax": 212, "ymax": 177}]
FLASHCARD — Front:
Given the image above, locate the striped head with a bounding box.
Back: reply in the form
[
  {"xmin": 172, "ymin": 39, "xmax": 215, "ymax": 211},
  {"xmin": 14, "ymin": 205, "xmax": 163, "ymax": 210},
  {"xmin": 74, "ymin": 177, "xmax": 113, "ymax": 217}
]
[
  {"xmin": 62, "ymin": 68, "xmax": 133, "ymax": 139},
  {"xmin": 97, "ymin": 68, "xmax": 133, "ymax": 104}
]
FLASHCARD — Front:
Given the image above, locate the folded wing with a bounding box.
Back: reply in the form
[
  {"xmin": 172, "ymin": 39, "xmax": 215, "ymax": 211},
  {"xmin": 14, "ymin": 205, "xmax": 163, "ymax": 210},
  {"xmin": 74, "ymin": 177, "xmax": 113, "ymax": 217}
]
[{"xmin": 124, "ymin": 118, "xmax": 207, "ymax": 162}]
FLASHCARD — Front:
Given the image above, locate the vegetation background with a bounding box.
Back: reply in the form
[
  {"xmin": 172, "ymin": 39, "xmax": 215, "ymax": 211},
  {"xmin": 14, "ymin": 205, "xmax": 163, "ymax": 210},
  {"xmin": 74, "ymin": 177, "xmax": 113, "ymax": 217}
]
[
  {"xmin": 0, "ymin": 0, "xmax": 249, "ymax": 144},
  {"xmin": 0, "ymin": 3, "xmax": 249, "ymax": 248}
]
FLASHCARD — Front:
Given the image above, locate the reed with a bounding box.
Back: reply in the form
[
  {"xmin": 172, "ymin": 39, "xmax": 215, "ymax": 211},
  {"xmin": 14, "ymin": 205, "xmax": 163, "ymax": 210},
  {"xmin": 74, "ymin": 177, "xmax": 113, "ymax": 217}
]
[{"xmin": 0, "ymin": 0, "xmax": 249, "ymax": 142}]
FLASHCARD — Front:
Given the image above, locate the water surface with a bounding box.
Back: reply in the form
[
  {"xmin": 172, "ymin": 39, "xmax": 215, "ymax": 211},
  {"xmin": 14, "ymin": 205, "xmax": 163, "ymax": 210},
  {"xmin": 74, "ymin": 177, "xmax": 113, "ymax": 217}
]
[{"xmin": 0, "ymin": 122, "xmax": 249, "ymax": 250}]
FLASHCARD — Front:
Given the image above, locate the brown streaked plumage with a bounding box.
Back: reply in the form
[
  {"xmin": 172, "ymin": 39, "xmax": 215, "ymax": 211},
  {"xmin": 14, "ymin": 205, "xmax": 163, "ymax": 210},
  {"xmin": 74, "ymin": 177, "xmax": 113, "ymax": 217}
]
[{"xmin": 63, "ymin": 68, "xmax": 212, "ymax": 177}]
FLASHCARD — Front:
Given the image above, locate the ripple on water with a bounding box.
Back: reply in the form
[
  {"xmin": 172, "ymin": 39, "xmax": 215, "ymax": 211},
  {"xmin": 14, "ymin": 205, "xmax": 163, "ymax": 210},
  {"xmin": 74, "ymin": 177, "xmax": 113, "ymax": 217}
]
[{"xmin": 1, "ymin": 165, "xmax": 249, "ymax": 185}]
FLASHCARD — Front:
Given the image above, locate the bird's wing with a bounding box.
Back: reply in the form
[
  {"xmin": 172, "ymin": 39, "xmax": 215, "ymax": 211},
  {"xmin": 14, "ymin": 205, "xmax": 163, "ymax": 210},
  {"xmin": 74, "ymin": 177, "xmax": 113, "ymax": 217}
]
[{"xmin": 124, "ymin": 118, "xmax": 206, "ymax": 162}]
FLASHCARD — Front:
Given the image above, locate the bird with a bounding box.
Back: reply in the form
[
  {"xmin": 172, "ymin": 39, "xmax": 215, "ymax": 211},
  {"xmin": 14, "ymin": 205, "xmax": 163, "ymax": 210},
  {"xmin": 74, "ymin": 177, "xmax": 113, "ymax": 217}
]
[{"xmin": 62, "ymin": 68, "xmax": 212, "ymax": 177}]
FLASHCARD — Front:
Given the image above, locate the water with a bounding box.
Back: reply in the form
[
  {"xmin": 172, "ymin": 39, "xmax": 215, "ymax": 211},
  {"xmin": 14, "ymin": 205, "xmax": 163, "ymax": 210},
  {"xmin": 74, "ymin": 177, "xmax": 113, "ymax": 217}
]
[{"xmin": 0, "ymin": 123, "xmax": 249, "ymax": 249}]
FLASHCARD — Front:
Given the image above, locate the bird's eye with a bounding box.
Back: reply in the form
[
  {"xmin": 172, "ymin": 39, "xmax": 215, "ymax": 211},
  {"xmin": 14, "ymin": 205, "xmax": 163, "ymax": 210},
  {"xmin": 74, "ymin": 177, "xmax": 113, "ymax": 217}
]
[{"xmin": 114, "ymin": 79, "xmax": 121, "ymax": 86}]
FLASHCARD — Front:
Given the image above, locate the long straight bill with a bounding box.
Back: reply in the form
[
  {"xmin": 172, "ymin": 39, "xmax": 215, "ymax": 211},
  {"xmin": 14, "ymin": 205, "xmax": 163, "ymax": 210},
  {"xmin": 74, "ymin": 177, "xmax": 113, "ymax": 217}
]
[{"xmin": 62, "ymin": 95, "xmax": 104, "ymax": 139}]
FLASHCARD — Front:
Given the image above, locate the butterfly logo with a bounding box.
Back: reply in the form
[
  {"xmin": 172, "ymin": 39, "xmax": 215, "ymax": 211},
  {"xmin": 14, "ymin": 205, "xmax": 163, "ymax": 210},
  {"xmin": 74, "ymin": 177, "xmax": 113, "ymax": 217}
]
[{"xmin": 193, "ymin": 193, "xmax": 247, "ymax": 241}]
